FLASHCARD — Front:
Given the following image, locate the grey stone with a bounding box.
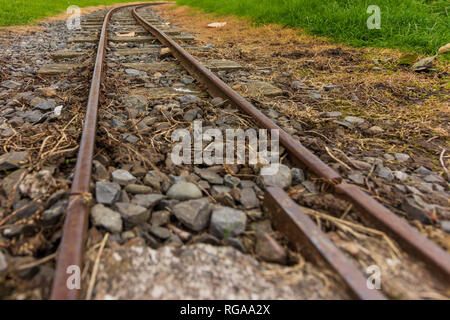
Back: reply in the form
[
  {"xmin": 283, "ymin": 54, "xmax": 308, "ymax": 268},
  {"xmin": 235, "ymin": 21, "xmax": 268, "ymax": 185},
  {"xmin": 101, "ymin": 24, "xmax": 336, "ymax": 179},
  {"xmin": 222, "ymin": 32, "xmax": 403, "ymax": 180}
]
[
  {"xmin": 149, "ymin": 226, "xmax": 172, "ymax": 240},
  {"xmin": 291, "ymin": 81, "xmax": 304, "ymax": 89},
  {"xmin": 1, "ymin": 128, "xmax": 14, "ymax": 138},
  {"xmin": 120, "ymin": 190, "xmax": 130, "ymax": 202},
  {"xmin": 3, "ymin": 225, "xmax": 24, "ymax": 238},
  {"xmin": 250, "ymin": 220, "xmax": 273, "ymax": 234},
  {"xmin": 401, "ymin": 198, "xmax": 432, "ymax": 224},
  {"xmin": 376, "ymin": 166, "xmax": 394, "ymax": 181},
  {"xmin": 267, "ymin": 109, "xmax": 279, "ymax": 118},
  {"xmin": 324, "ymin": 85, "xmax": 340, "ymax": 91},
  {"xmin": 169, "ymin": 175, "xmax": 186, "ymax": 184},
  {"xmin": 323, "ymin": 111, "xmax": 342, "ymax": 118},
  {"xmin": 1, "ymin": 169, "xmax": 25, "ymax": 198},
  {"xmin": 240, "ymin": 180, "xmax": 256, "ymax": 188},
  {"xmin": 125, "ymin": 68, "xmax": 147, "ymax": 76},
  {"xmin": 91, "ymin": 204, "xmax": 123, "ymax": 233},
  {"xmin": 225, "ymin": 237, "xmax": 247, "ymax": 253},
  {"xmin": 178, "ymin": 95, "xmax": 202, "ymax": 105},
  {"xmin": 144, "ymin": 171, "xmax": 162, "ymax": 190},
  {"xmin": 210, "ymin": 207, "xmax": 247, "ymax": 239},
  {"xmin": 415, "ymin": 166, "xmax": 433, "ymax": 175},
  {"xmin": 0, "ymin": 251, "xmax": 7, "ymax": 274},
  {"xmin": 441, "ymin": 221, "xmax": 450, "ymax": 233},
  {"xmin": 183, "ymin": 108, "xmax": 200, "ymax": 122},
  {"xmin": 211, "ymin": 185, "xmax": 231, "ymax": 195},
  {"xmin": 1, "ymin": 80, "xmax": 21, "ymax": 89},
  {"xmin": 394, "ymin": 184, "xmax": 407, "ymax": 193},
  {"xmin": 123, "ymin": 95, "xmax": 147, "ymax": 111},
  {"xmin": 181, "ymin": 78, "xmax": 194, "ymax": 85},
  {"xmin": 115, "ymin": 202, "xmax": 150, "ymax": 227},
  {"xmin": 0, "ymin": 151, "xmax": 28, "ymax": 170},
  {"xmin": 418, "ymin": 183, "xmax": 433, "ymax": 193},
  {"xmin": 309, "ymin": 93, "xmax": 322, "ymax": 99},
  {"xmin": 96, "ymin": 181, "xmax": 121, "ymax": 205},
  {"xmin": 110, "ymin": 119, "xmax": 125, "ymax": 128},
  {"xmin": 131, "ymin": 194, "xmax": 165, "ymax": 209},
  {"xmin": 240, "ymin": 187, "xmax": 259, "ymax": 209},
  {"xmin": 394, "ymin": 153, "xmax": 410, "ymax": 162},
  {"xmin": 93, "ymin": 160, "xmax": 108, "ymax": 180},
  {"xmin": 194, "ymin": 167, "xmax": 223, "ymax": 184},
  {"xmin": 333, "ymin": 120, "xmax": 351, "ymax": 128},
  {"xmin": 224, "ymin": 174, "xmax": 240, "ymax": 188},
  {"xmin": 383, "ymin": 154, "xmax": 395, "ymax": 161},
  {"xmin": 112, "ymin": 169, "xmax": 137, "ymax": 185},
  {"xmin": 394, "ymin": 171, "xmax": 409, "ymax": 181},
  {"xmin": 367, "ymin": 126, "xmax": 384, "ymax": 134},
  {"xmin": 348, "ymin": 171, "xmax": 365, "ymax": 185},
  {"xmin": 424, "ymin": 175, "xmax": 445, "ymax": 184},
  {"xmin": 255, "ymin": 231, "xmax": 287, "ymax": 264},
  {"xmin": 344, "ymin": 116, "xmax": 365, "ymax": 124},
  {"xmin": 165, "ymin": 233, "xmax": 183, "ymax": 245},
  {"xmin": 173, "ymin": 198, "xmax": 211, "ymax": 231},
  {"xmin": 35, "ymin": 99, "xmax": 56, "ymax": 111},
  {"xmin": 42, "ymin": 200, "xmax": 67, "ymax": 225},
  {"xmin": 363, "ymin": 157, "xmax": 383, "ymax": 166},
  {"xmin": 210, "ymin": 97, "xmax": 225, "ymax": 107},
  {"xmin": 259, "ymin": 164, "xmax": 292, "ymax": 189},
  {"xmin": 291, "ymin": 168, "xmax": 305, "ymax": 183},
  {"xmin": 125, "ymin": 184, "xmax": 153, "ymax": 194},
  {"xmin": 406, "ymin": 185, "xmax": 421, "ymax": 194},
  {"xmin": 122, "ymin": 134, "xmax": 139, "ymax": 143},
  {"xmin": 24, "ymin": 110, "xmax": 44, "ymax": 123},
  {"xmin": 151, "ymin": 210, "xmax": 170, "ymax": 226},
  {"xmin": 167, "ymin": 182, "xmax": 202, "ymax": 200},
  {"xmin": 9, "ymin": 200, "xmax": 40, "ymax": 223}
]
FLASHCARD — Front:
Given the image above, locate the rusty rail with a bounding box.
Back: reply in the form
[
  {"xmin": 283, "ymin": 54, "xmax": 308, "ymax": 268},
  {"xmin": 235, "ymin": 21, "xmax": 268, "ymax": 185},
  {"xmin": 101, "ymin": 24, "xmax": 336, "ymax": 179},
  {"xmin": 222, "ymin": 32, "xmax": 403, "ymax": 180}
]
[
  {"xmin": 265, "ymin": 187, "xmax": 386, "ymax": 300},
  {"xmin": 50, "ymin": 2, "xmax": 168, "ymax": 300},
  {"xmin": 133, "ymin": 4, "xmax": 450, "ymax": 284}
]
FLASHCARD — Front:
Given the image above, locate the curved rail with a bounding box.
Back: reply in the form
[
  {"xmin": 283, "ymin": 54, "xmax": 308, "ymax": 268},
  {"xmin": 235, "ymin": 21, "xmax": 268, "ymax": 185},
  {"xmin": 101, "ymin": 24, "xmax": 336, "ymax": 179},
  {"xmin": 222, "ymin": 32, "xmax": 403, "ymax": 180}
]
[
  {"xmin": 50, "ymin": 2, "xmax": 168, "ymax": 300},
  {"xmin": 132, "ymin": 4, "xmax": 450, "ymax": 284}
]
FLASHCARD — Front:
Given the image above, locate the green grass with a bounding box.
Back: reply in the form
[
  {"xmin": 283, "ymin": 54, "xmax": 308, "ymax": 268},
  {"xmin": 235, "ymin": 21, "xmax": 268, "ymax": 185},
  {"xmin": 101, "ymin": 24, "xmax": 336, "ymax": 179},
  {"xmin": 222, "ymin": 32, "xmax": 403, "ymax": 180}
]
[
  {"xmin": 1, "ymin": 1, "xmax": 448, "ymax": 54},
  {"xmin": 0, "ymin": 0, "xmax": 141, "ymax": 27},
  {"xmin": 176, "ymin": 0, "xmax": 450, "ymax": 54}
]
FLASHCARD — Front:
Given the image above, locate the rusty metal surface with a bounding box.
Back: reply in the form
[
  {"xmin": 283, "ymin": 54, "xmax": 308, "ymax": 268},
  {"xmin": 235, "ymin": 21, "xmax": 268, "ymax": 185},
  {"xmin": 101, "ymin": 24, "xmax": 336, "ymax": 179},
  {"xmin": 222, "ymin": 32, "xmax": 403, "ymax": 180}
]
[
  {"xmin": 264, "ymin": 187, "xmax": 386, "ymax": 300},
  {"xmin": 132, "ymin": 5, "xmax": 341, "ymax": 185},
  {"xmin": 335, "ymin": 184, "xmax": 450, "ymax": 283},
  {"xmin": 50, "ymin": 3, "xmax": 168, "ymax": 300}
]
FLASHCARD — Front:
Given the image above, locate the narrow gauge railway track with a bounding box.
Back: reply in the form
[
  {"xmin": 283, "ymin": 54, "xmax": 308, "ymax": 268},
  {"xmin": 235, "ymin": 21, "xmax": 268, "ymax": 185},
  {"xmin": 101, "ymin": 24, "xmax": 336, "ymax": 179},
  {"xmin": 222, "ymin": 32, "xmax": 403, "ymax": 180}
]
[{"xmin": 47, "ymin": 3, "xmax": 450, "ymax": 300}]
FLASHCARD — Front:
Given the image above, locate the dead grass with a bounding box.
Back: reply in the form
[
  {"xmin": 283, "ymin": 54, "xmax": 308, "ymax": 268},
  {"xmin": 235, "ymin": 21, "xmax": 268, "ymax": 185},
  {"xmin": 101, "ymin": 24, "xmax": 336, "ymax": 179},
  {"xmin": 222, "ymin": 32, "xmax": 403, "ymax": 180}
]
[{"xmin": 154, "ymin": 4, "xmax": 449, "ymax": 174}]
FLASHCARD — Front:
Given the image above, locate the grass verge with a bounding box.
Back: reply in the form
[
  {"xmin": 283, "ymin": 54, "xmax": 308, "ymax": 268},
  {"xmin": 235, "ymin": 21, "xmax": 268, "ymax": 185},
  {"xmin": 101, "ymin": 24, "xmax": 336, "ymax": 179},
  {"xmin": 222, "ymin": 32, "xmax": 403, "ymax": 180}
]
[
  {"xmin": 175, "ymin": 0, "xmax": 449, "ymax": 54},
  {"xmin": 0, "ymin": 0, "xmax": 146, "ymax": 27}
]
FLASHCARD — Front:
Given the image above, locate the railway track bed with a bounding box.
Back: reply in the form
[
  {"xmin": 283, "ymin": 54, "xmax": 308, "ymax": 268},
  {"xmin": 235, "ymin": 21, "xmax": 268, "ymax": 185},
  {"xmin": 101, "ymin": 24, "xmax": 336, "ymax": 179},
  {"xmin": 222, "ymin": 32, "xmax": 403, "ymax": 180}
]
[{"xmin": 0, "ymin": 3, "xmax": 449, "ymax": 300}]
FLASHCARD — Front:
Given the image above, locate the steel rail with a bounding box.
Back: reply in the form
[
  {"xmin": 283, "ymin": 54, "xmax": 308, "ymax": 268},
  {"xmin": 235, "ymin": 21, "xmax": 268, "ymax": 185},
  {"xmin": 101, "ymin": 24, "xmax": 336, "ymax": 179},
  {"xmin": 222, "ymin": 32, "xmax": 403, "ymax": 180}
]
[
  {"xmin": 132, "ymin": 4, "xmax": 450, "ymax": 284},
  {"xmin": 265, "ymin": 187, "xmax": 386, "ymax": 300},
  {"xmin": 50, "ymin": 2, "xmax": 168, "ymax": 300}
]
